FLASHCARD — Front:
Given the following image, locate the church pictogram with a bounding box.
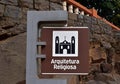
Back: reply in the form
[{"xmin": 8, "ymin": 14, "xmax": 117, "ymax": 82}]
[
  {"xmin": 52, "ymin": 31, "xmax": 78, "ymax": 57},
  {"xmin": 55, "ymin": 36, "xmax": 75, "ymax": 54}
]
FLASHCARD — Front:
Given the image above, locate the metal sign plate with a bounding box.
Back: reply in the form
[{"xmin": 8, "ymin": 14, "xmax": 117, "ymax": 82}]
[{"xmin": 41, "ymin": 27, "xmax": 89, "ymax": 75}]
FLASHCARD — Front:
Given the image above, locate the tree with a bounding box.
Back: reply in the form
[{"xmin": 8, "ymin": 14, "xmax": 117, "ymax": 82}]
[
  {"xmin": 76, "ymin": 0, "xmax": 120, "ymax": 27},
  {"xmin": 111, "ymin": 14, "xmax": 120, "ymax": 27}
]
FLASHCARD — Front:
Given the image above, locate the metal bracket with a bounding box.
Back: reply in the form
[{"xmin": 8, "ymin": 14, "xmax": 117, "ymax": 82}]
[{"xmin": 26, "ymin": 11, "xmax": 68, "ymax": 84}]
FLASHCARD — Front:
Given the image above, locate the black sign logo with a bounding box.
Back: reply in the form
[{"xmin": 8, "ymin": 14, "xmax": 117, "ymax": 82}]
[
  {"xmin": 55, "ymin": 36, "xmax": 75, "ymax": 54},
  {"xmin": 52, "ymin": 31, "xmax": 78, "ymax": 57}
]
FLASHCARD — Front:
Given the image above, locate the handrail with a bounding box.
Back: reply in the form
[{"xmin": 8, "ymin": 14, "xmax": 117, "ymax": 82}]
[
  {"xmin": 67, "ymin": 0, "xmax": 92, "ymax": 15},
  {"xmin": 62, "ymin": 0, "xmax": 120, "ymax": 30}
]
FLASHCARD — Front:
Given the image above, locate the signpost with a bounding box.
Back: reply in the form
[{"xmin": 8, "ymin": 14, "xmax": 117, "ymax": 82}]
[
  {"xmin": 26, "ymin": 11, "xmax": 89, "ymax": 84},
  {"xmin": 41, "ymin": 27, "xmax": 89, "ymax": 75},
  {"xmin": 26, "ymin": 11, "xmax": 68, "ymax": 84}
]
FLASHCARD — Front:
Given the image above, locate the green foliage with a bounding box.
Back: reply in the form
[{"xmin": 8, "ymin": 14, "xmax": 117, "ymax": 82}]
[
  {"xmin": 112, "ymin": 14, "xmax": 120, "ymax": 27},
  {"xmin": 76, "ymin": 0, "xmax": 120, "ymax": 27}
]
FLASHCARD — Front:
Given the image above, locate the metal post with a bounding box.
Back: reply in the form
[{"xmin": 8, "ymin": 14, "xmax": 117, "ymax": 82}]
[{"xmin": 26, "ymin": 11, "xmax": 68, "ymax": 84}]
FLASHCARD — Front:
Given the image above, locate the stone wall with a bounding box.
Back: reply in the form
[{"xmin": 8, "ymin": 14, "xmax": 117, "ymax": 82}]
[
  {"xmin": 68, "ymin": 13, "xmax": 120, "ymax": 84},
  {"xmin": 0, "ymin": 0, "xmax": 63, "ymax": 41},
  {"xmin": 0, "ymin": 0, "xmax": 120, "ymax": 84}
]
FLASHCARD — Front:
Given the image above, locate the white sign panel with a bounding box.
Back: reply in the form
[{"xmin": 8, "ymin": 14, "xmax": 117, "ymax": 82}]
[{"xmin": 52, "ymin": 31, "xmax": 78, "ymax": 57}]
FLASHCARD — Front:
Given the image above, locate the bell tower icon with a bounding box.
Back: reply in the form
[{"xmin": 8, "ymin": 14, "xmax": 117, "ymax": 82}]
[
  {"xmin": 71, "ymin": 36, "xmax": 75, "ymax": 54},
  {"xmin": 55, "ymin": 36, "xmax": 59, "ymax": 54}
]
